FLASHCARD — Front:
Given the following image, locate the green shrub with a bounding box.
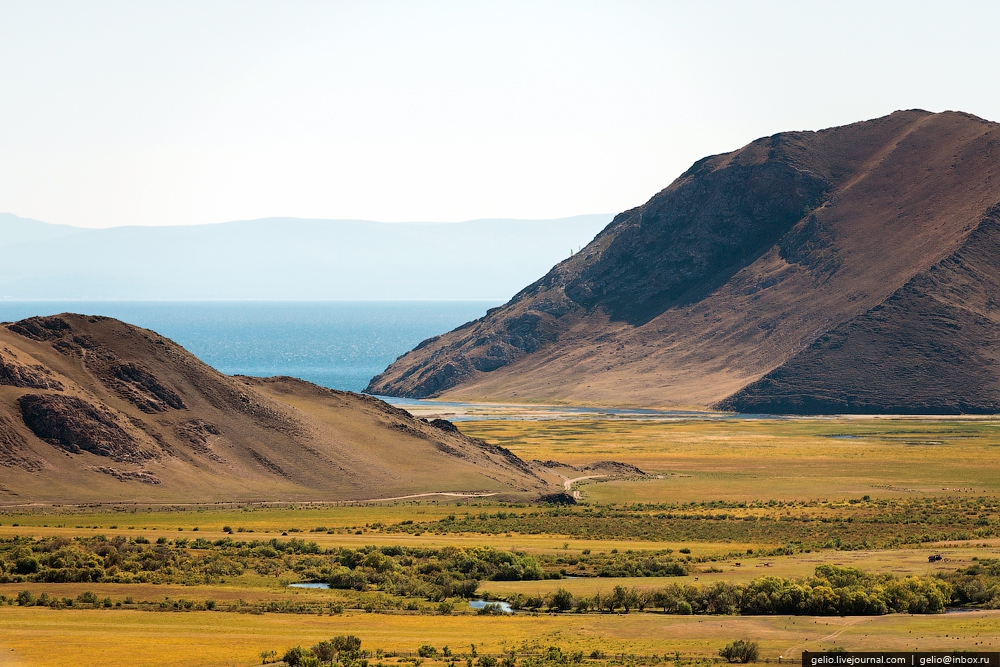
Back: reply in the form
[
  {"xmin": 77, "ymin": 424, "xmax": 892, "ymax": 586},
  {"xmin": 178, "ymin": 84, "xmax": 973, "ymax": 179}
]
[
  {"xmin": 332, "ymin": 635, "xmax": 362, "ymax": 653},
  {"xmin": 476, "ymin": 602, "xmax": 506, "ymax": 615},
  {"xmin": 283, "ymin": 646, "xmax": 311, "ymax": 667},
  {"xmin": 551, "ymin": 588, "xmax": 574, "ymax": 611},
  {"xmin": 312, "ymin": 641, "xmax": 335, "ymax": 663},
  {"xmin": 719, "ymin": 640, "xmax": 759, "ymax": 663},
  {"xmin": 15, "ymin": 557, "xmax": 39, "ymax": 575},
  {"xmin": 76, "ymin": 591, "xmax": 98, "ymax": 605}
]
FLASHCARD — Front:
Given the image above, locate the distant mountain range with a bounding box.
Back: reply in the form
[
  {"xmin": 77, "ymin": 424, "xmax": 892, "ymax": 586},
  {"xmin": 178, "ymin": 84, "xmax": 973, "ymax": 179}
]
[
  {"xmin": 369, "ymin": 110, "xmax": 1000, "ymax": 414},
  {"xmin": 0, "ymin": 214, "xmax": 611, "ymax": 300}
]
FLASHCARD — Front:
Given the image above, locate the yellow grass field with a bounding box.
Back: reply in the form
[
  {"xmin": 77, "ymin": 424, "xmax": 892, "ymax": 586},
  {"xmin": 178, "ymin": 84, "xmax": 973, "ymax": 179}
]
[
  {"xmin": 457, "ymin": 417, "xmax": 1000, "ymax": 501},
  {"xmin": 2, "ymin": 607, "xmax": 1000, "ymax": 667}
]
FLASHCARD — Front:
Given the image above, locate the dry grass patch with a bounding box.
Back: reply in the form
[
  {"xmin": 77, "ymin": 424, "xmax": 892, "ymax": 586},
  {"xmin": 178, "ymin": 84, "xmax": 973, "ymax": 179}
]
[
  {"xmin": 3, "ymin": 607, "xmax": 1000, "ymax": 666},
  {"xmin": 458, "ymin": 417, "xmax": 1000, "ymax": 502}
]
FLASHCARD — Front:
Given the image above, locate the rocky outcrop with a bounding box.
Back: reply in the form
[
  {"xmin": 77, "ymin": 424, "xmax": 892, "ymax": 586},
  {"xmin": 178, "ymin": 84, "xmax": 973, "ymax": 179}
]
[
  {"xmin": 175, "ymin": 419, "xmax": 226, "ymax": 462},
  {"xmin": 0, "ymin": 348, "xmax": 63, "ymax": 390},
  {"xmin": 17, "ymin": 394, "xmax": 152, "ymax": 462},
  {"xmin": 7, "ymin": 316, "xmax": 71, "ymax": 341},
  {"xmin": 92, "ymin": 466, "xmax": 161, "ymax": 484},
  {"xmin": 110, "ymin": 363, "xmax": 187, "ymax": 413},
  {"xmin": 0, "ymin": 414, "xmax": 42, "ymax": 471}
]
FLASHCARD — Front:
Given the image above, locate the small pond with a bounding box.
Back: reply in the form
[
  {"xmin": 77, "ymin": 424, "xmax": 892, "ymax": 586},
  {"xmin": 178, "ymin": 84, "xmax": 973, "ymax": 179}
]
[{"xmin": 289, "ymin": 582, "xmax": 331, "ymax": 589}]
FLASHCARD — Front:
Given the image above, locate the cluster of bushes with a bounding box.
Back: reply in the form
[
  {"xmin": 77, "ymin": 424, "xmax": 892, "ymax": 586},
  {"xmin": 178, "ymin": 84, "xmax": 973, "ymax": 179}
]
[
  {"xmin": 0, "ymin": 535, "xmax": 106, "ymax": 583},
  {"xmin": 275, "ymin": 640, "xmax": 601, "ymax": 667},
  {"xmin": 2, "ymin": 589, "xmax": 220, "ymax": 612},
  {"xmin": 384, "ymin": 498, "xmax": 1000, "ymax": 550},
  {"xmin": 0, "ymin": 534, "xmax": 324, "ymax": 585},
  {"xmin": 277, "ymin": 635, "xmax": 364, "ymax": 667},
  {"xmin": 0, "ymin": 533, "xmax": 693, "ymax": 594},
  {"xmin": 273, "ymin": 640, "xmax": 741, "ymax": 667},
  {"xmin": 941, "ymin": 558, "xmax": 1000, "ymax": 608},
  {"xmin": 0, "ymin": 534, "xmax": 978, "ymax": 617},
  {"xmin": 0, "ymin": 536, "xmax": 557, "ymax": 601},
  {"xmin": 324, "ymin": 545, "xmax": 542, "ymax": 600},
  {"xmin": 1, "ymin": 589, "xmax": 113, "ymax": 609},
  {"xmin": 490, "ymin": 565, "xmax": 952, "ymax": 615},
  {"xmin": 719, "ymin": 640, "xmax": 759, "ymax": 663}
]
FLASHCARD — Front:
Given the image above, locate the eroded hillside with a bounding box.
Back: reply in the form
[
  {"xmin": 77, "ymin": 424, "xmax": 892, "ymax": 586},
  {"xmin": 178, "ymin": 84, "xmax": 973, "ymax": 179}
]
[
  {"xmin": 367, "ymin": 110, "xmax": 1000, "ymax": 413},
  {"xmin": 0, "ymin": 314, "xmax": 549, "ymax": 503}
]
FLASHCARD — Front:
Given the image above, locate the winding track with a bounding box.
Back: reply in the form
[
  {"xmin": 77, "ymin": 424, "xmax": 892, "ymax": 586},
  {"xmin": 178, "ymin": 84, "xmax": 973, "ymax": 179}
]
[
  {"xmin": 561, "ymin": 474, "xmax": 607, "ymax": 499},
  {"xmin": 354, "ymin": 492, "xmax": 500, "ymax": 503}
]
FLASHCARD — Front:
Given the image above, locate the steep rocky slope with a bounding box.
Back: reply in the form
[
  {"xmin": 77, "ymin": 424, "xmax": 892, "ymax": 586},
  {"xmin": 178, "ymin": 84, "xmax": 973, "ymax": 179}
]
[
  {"xmin": 0, "ymin": 314, "xmax": 548, "ymax": 503},
  {"xmin": 368, "ymin": 110, "xmax": 1000, "ymax": 413}
]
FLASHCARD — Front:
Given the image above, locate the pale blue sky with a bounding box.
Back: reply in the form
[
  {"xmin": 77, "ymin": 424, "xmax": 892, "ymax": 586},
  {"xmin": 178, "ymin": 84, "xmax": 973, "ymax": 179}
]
[{"xmin": 1, "ymin": 1, "xmax": 998, "ymax": 228}]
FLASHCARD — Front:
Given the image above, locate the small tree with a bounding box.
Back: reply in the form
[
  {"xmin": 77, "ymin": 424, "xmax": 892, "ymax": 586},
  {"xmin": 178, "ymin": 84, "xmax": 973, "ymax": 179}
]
[
  {"xmin": 332, "ymin": 635, "xmax": 362, "ymax": 654},
  {"xmin": 610, "ymin": 585, "xmax": 628, "ymax": 612},
  {"xmin": 14, "ymin": 557, "xmax": 38, "ymax": 575},
  {"xmin": 419, "ymin": 646, "xmax": 438, "ymax": 658},
  {"xmin": 454, "ymin": 579, "xmax": 480, "ymax": 598},
  {"xmin": 76, "ymin": 591, "xmax": 99, "ymax": 605},
  {"xmin": 719, "ymin": 640, "xmax": 759, "ymax": 663},
  {"xmin": 476, "ymin": 602, "xmax": 506, "ymax": 615},
  {"xmin": 259, "ymin": 650, "xmax": 277, "ymax": 664},
  {"xmin": 551, "ymin": 588, "xmax": 574, "ymax": 612},
  {"xmin": 284, "ymin": 646, "xmax": 308, "ymax": 667},
  {"xmin": 313, "ymin": 641, "xmax": 335, "ymax": 664}
]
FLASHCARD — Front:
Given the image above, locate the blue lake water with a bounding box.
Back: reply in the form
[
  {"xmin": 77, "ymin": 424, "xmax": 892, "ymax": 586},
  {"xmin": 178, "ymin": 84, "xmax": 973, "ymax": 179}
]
[{"xmin": 0, "ymin": 301, "xmax": 501, "ymax": 392}]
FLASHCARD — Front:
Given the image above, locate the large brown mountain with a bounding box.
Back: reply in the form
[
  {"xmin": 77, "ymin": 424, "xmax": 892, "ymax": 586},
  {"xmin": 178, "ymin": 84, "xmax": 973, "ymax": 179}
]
[
  {"xmin": 0, "ymin": 314, "xmax": 547, "ymax": 503},
  {"xmin": 367, "ymin": 110, "xmax": 1000, "ymax": 413}
]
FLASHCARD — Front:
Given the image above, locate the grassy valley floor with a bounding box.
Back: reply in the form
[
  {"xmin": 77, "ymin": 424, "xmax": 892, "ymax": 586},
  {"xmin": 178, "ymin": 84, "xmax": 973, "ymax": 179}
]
[
  {"xmin": 3, "ymin": 607, "xmax": 1000, "ymax": 667},
  {"xmin": 3, "ymin": 414, "xmax": 1000, "ymax": 665}
]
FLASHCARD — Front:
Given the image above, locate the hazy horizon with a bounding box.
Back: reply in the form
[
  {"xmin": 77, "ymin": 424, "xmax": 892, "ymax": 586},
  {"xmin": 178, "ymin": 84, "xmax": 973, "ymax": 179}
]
[
  {"xmin": 3, "ymin": 1, "xmax": 998, "ymax": 229},
  {"xmin": 0, "ymin": 210, "xmax": 616, "ymax": 231},
  {"xmin": 0, "ymin": 212, "xmax": 611, "ymax": 301}
]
